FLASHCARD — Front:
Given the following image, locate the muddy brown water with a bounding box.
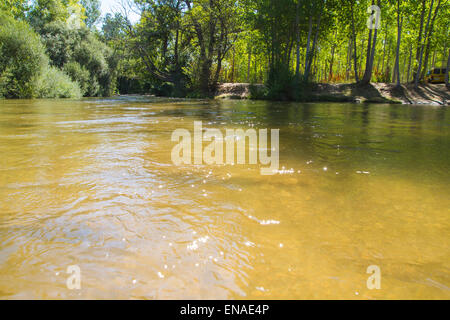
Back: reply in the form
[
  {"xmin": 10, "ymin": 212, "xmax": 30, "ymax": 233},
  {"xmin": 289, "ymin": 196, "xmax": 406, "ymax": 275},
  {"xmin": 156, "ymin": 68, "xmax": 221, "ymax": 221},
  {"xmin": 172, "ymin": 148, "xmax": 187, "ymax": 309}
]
[{"xmin": 0, "ymin": 97, "xmax": 449, "ymax": 299}]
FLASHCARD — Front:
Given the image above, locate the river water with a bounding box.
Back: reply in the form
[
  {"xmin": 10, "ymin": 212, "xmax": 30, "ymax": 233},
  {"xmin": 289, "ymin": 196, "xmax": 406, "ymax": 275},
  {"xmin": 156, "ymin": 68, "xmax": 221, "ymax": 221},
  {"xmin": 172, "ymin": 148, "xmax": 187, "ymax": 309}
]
[{"xmin": 0, "ymin": 97, "xmax": 449, "ymax": 299}]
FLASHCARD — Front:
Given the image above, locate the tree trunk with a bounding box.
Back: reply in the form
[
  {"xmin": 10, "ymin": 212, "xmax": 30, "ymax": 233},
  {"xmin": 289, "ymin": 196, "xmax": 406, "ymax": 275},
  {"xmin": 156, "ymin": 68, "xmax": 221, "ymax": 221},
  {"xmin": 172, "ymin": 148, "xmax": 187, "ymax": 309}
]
[
  {"xmin": 304, "ymin": 11, "xmax": 313, "ymax": 76},
  {"xmin": 305, "ymin": 1, "xmax": 324, "ymax": 82},
  {"xmin": 415, "ymin": 0, "xmax": 435, "ymax": 87},
  {"xmin": 361, "ymin": 30, "xmax": 373, "ymax": 83},
  {"xmin": 407, "ymin": 45, "xmax": 412, "ymax": 83},
  {"xmin": 394, "ymin": 0, "xmax": 402, "ymax": 87},
  {"xmin": 446, "ymin": 48, "xmax": 450, "ymax": 88},
  {"xmin": 254, "ymin": 56, "xmax": 257, "ymax": 83},
  {"xmin": 442, "ymin": 30, "xmax": 448, "ymax": 68},
  {"xmin": 420, "ymin": 0, "xmax": 441, "ymax": 80},
  {"xmin": 378, "ymin": 25, "xmax": 387, "ymax": 72},
  {"xmin": 329, "ymin": 44, "xmax": 336, "ymax": 81},
  {"xmin": 431, "ymin": 50, "xmax": 436, "ymax": 68},
  {"xmin": 413, "ymin": 0, "xmax": 427, "ymax": 82},
  {"xmin": 361, "ymin": 0, "xmax": 375, "ymax": 84},
  {"xmin": 295, "ymin": 0, "xmax": 302, "ymax": 78},
  {"xmin": 369, "ymin": 24, "xmax": 379, "ymax": 80},
  {"xmin": 361, "ymin": 0, "xmax": 379, "ymax": 85},
  {"xmin": 247, "ymin": 45, "xmax": 252, "ymax": 83},
  {"xmin": 200, "ymin": 58, "xmax": 212, "ymax": 95},
  {"xmin": 383, "ymin": 37, "xmax": 389, "ymax": 75},
  {"xmin": 231, "ymin": 48, "xmax": 235, "ymax": 82},
  {"xmin": 346, "ymin": 38, "xmax": 352, "ymax": 80},
  {"xmin": 401, "ymin": 51, "xmax": 407, "ymax": 82},
  {"xmin": 381, "ymin": 24, "xmax": 387, "ymax": 74},
  {"xmin": 174, "ymin": 28, "xmax": 179, "ymax": 68},
  {"xmin": 359, "ymin": 37, "xmax": 365, "ymax": 78},
  {"xmin": 350, "ymin": 0, "xmax": 359, "ymax": 82}
]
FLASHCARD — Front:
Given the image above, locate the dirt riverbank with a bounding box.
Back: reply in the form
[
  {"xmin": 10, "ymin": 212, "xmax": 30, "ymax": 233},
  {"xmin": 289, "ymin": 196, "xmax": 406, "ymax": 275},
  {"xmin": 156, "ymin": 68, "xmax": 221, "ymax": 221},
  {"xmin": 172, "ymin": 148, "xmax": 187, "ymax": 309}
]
[{"xmin": 215, "ymin": 82, "xmax": 449, "ymax": 105}]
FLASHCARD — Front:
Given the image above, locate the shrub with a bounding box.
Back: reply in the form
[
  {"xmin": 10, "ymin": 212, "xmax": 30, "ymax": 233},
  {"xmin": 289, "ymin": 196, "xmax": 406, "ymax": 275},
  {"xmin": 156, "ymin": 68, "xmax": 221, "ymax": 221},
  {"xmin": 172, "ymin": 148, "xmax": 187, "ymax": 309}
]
[
  {"xmin": 249, "ymin": 83, "xmax": 268, "ymax": 100},
  {"xmin": 36, "ymin": 66, "xmax": 81, "ymax": 98},
  {"xmin": 39, "ymin": 23, "xmax": 117, "ymax": 97},
  {"xmin": 117, "ymin": 76, "xmax": 145, "ymax": 94},
  {"xmin": 72, "ymin": 31, "xmax": 116, "ymax": 96},
  {"xmin": 152, "ymin": 83, "xmax": 174, "ymax": 97},
  {"xmin": 40, "ymin": 21, "xmax": 78, "ymax": 68},
  {"xmin": 0, "ymin": 12, "xmax": 48, "ymax": 98},
  {"xmin": 63, "ymin": 61, "xmax": 90, "ymax": 96},
  {"xmin": 266, "ymin": 64, "xmax": 298, "ymax": 101}
]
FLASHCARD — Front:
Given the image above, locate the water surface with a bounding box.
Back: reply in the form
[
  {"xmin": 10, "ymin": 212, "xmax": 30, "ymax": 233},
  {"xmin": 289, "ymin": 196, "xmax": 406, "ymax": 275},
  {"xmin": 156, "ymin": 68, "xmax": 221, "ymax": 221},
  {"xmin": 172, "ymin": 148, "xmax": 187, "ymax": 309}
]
[{"xmin": 0, "ymin": 97, "xmax": 449, "ymax": 299}]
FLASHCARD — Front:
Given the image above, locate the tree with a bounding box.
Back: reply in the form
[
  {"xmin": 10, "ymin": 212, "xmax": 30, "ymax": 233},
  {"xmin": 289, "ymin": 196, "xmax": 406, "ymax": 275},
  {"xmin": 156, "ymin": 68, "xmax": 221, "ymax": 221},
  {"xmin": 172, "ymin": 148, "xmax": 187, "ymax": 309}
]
[
  {"xmin": 0, "ymin": 10, "xmax": 81, "ymax": 99},
  {"xmin": 102, "ymin": 13, "xmax": 128, "ymax": 41},
  {"xmin": 81, "ymin": 0, "xmax": 101, "ymax": 28},
  {"xmin": 415, "ymin": 0, "xmax": 434, "ymax": 87},
  {"xmin": 361, "ymin": 0, "xmax": 380, "ymax": 85},
  {"xmin": 28, "ymin": 0, "xmax": 84, "ymax": 30},
  {"xmin": 36, "ymin": 18, "xmax": 117, "ymax": 97},
  {"xmin": 419, "ymin": 0, "xmax": 442, "ymax": 81},
  {"xmin": 393, "ymin": 0, "xmax": 403, "ymax": 87},
  {"xmin": 185, "ymin": 0, "xmax": 242, "ymax": 95},
  {"xmin": 0, "ymin": 12, "xmax": 48, "ymax": 98},
  {"xmin": 350, "ymin": 0, "xmax": 359, "ymax": 82},
  {"xmin": 413, "ymin": 0, "xmax": 426, "ymax": 83},
  {"xmin": 0, "ymin": 0, "xmax": 29, "ymax": 19},
  {"xmin": 304, "ymin": 0, "xmax": 324, "ymax": 82},
  {"xmin": 446, "ymin": 48, "xmax": 450, "ymax": 88},
  {"xmin": 127, "ymin": 0, "xmax": 189, "ymax": 96}
]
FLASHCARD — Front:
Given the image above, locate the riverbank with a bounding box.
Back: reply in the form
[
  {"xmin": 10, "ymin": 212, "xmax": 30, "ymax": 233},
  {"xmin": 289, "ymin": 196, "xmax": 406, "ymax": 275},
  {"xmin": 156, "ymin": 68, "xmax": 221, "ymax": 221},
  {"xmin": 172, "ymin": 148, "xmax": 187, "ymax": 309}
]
[{"xmin": 215, "ymin": 83, "xmax": 450, "ymax": 105}]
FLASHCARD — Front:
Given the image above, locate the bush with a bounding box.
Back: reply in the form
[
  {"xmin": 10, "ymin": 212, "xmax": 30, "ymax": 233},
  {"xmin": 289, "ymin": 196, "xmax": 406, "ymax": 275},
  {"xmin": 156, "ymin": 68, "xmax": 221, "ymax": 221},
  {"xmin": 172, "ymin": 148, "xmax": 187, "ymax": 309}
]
[
  {"xmin": 0, "ymin": 10, "xmax": 116, "ymax": 99},
  {"xmin": 40, "ymin": 21, "xmax": 78, "ymax": 68},
  {"xmin": 263, "ymin": 64, "xmax": 313, "ymax": 101},
  {"xmin": 39, "ymin": 23, "xmax": 117, "ymax": 97},
  {"xmin": 36, "ymin": 66, "xmax": 81, "ymax": 98},
  {"xmin": 72, "ymin": 30, "xmax": 116, "ymax": 96},
  {"xmin": 152, "ymin": 83, "xmax": 174, "ymax": 97},
  {"xmin": 0, "ymin": 12, "xmax": 48, "ymax": 98},
  {"xmin": 249, "ymin": 83, "xmax": 268, "ymax": 100},
  {"xmin": 117, "ymin": 76, "xmax": 145, "ymax": 94},
  {"xmin": 63, "ymin": 61, "xmax": 90, "ymax": 96},
  {"xmin": 266, "ymin": 64, "xmax": 298, "ymax": 101}
]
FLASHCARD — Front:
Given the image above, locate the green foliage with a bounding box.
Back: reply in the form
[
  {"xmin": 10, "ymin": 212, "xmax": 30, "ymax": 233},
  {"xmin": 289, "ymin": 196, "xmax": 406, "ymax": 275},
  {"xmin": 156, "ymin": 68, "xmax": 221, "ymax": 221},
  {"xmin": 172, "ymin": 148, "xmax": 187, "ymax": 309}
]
[
  {"xmin": 152, "ymin": 83, "xmax": 175, "ymax": 97},
  {"xmin": 0, "ymin": 0, "xmax": 29, "ymax": 19},
  {"xmin": 63, "ymin": 61, "xmax": 90, "ymax": 95},
  {"xmin": 40, "ymin": 23, "xmax": 117, "ymax": 97},
  {"xmin": 36, "ymin": 66, "xmax": 82, "ymax": 98},
  {"xmin": 102, "ymin": 13, "xmax": 128, "ymax": 41},
  {"xmin": 0, "ymin": 12, "xmax": 47, "ymax": 98},
  {"xmin": 2, "ymin": 0, "xmax": 449, "ymax": 100},
  {"xmin": 0, "ymin": 5, "xmax": 114, "ymax": 100},
  {"xmin": 28, "ymin": 0, "xmax": 71, "ymax": 30},
  {"xmin": 28, "ymin": 0, "xmax": 85, "ymax": 31},
  {"xmin": 73, "ymin": 30, "xmax": 117, "ymax": 96},
  {"xmin": 248, "ymin": 84, "xmax": 268, "ymax": 100},
  {"xmin": 80, "ymin": 0, "xmax": 101, "ymax": 28},
  {"xmin": 40, "ymin": 21, "xmax": 76, "ymax": 68},
  {"xmin": 102, "ymin": 13, "xmax": 139, "ymax": 95},
  {"xmin": 266, "ymin": 65, "xmax": 299, "ymax": 101}
]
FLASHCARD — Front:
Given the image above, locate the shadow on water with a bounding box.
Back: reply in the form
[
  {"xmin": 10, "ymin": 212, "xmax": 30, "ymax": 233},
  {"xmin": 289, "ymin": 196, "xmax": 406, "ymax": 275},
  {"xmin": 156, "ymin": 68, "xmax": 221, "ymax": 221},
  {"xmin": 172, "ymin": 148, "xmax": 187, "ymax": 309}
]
[{"xmin": 134, "ymin": 98, "xmax": 450, "ymax": 177}]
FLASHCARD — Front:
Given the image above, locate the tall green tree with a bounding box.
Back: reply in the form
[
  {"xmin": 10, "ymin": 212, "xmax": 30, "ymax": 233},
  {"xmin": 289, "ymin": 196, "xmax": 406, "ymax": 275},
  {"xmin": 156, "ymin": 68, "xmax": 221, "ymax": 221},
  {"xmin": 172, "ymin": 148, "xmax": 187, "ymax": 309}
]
[{"xmin": 80, "ymin": 0, "xmax": 101, "ymax": 28}]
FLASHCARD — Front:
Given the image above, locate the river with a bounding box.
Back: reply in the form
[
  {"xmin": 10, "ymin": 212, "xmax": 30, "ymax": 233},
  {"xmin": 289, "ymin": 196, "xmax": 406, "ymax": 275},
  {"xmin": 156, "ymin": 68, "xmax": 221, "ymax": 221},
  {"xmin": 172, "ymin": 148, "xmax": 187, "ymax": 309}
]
[{"xmin": 0, "ymin": 97, "xmax": 449, "ymax": 299}]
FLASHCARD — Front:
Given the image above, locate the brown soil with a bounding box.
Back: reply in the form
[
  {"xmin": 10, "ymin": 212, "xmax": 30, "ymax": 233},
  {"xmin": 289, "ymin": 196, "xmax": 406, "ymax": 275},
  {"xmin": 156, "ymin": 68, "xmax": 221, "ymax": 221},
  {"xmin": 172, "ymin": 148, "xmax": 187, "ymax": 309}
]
[
  {"xmin": 215, "ymin": 83, "xmax": 263, "ymax": 100},
  {"xmin": 216, "ymin": 82, "xmax": 450, "ymax": 105}
]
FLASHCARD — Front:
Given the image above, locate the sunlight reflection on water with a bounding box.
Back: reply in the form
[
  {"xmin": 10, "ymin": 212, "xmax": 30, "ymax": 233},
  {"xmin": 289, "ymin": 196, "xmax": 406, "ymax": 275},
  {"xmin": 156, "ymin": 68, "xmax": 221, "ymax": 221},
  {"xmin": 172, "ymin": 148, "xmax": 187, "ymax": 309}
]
[{"xmin": 0, "ymin": 98, "xmax": 449, "ymax": 299}]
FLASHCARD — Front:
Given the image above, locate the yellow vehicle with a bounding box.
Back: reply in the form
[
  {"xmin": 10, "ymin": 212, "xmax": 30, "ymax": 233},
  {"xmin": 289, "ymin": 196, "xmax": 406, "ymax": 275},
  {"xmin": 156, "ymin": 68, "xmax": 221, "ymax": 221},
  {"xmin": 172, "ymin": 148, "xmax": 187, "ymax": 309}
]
[{"xmin": 424, "ymin": 68, "xmax": 447, "ymax": 83}]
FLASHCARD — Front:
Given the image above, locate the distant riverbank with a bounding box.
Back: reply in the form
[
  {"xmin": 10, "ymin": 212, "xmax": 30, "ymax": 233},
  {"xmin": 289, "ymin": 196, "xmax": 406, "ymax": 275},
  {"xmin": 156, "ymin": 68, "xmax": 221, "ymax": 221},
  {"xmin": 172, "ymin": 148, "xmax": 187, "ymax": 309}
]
[{"xmin": 215, "ymin": 83, "xmax": 450, "ymax": 106}]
